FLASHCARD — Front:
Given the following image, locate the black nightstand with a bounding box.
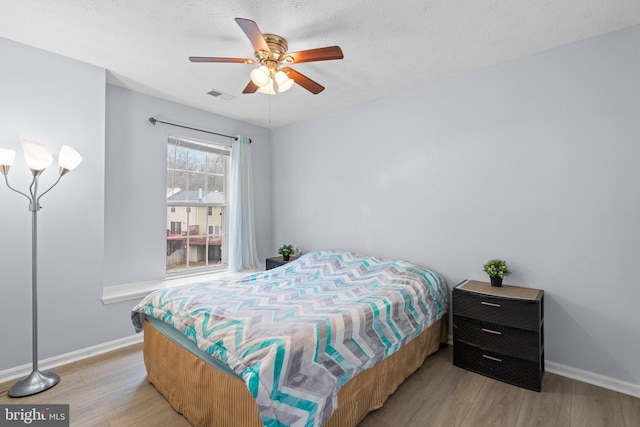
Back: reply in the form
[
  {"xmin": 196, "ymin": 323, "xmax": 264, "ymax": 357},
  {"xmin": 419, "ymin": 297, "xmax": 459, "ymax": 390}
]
[
  {"xmin": 453, "ymin": 279, "xmax": 544, "ymax": 391},
  {"xmin": 265, "ymin": 256, "xmax": 298, "ymax": 270}
]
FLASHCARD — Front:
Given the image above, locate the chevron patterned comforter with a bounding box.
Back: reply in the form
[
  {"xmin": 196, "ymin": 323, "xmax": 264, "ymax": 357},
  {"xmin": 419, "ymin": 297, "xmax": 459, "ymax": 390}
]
[{"xmin": 131, "ymin": 250, "xmax": 447, "ymax": 427}]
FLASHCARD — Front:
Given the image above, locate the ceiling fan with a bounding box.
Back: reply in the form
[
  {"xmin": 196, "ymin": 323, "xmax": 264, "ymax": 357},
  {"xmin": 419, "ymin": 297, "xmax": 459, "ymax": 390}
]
[{"xmin": 189, "ymin": 18, "xmax": 344, "ymax": 95}]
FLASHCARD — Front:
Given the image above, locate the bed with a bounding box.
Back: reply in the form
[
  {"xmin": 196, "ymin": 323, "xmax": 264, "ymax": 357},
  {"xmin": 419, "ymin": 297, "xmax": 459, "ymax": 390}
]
[{"xmin": 131, "ymin": 250, "xmax": 448, "ymax": 427}]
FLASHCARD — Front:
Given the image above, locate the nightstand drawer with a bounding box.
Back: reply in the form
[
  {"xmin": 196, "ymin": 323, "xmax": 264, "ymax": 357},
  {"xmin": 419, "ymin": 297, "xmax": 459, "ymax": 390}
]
[
  {"xmin": 453, "ymin": 315, "xmax": 540, "ymax": 361},
  {"xmin": 453, "ymin": 341, "xmax": 543, "ymax": 392},
  {"xmin": 266, "ymin": 256, "xmax": 298, "ymax": 270},
  {"xmin": 266, "ymin": 258, "xmax": 284, "ymax": 270},
  {"xmin": 452, "ymin": 289, "xmax": 540, "ymax": 331}
]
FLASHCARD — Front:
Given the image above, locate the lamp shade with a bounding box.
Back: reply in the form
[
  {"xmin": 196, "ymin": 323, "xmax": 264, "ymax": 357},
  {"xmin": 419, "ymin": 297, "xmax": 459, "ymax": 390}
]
[
  {"xmin": 58, "ymin": 145, "xmax": 83, "ymax": 173},
  {"xmin": 274, "ymin": 70, "xmax": 294, "ymax": 93},
  {"xmin": 0, "ymin": 148, "xmax": 15, "ymax": 167},
  {"xmin": 0, "ymin": 148, "xmax": 16, "ymax": 175},
  {"xmin": 250, "ymin": 66, "xmax": 271, "ymax": 88},
  {"xmin": 21, "ymin": 138, "xmax": 53, "ymax": 172}
]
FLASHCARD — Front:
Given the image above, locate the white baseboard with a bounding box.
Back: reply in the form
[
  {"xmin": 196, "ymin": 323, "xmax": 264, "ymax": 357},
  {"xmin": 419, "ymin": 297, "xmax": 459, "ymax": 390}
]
[
  {"xmin": 0, "ymin": 333, "xmax": 144, "ymax": 384},
  {"xmin": 3, "ymin": 334, "xmax": 639, "ymax": 400},
  {"xmin": 546, "ymin": 361, "xmax": 640, "ymax": 398}
]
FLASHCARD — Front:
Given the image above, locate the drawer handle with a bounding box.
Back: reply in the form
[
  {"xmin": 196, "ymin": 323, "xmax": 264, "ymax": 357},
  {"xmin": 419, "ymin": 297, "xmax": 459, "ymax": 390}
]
[
  {"xmin": 481, "ymin": 328, "xmax": 502, "ymax": 335},
  {"xmin": 482, "ymin": 354, "xmax": 503, "ymax": 362},
  {"xmin": 480, "ymin": 301, "xmax": 501, "ymax": 307}
]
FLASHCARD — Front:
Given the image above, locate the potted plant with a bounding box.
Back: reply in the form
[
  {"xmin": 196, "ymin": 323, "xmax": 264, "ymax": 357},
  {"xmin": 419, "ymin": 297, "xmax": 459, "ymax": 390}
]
[
  {"xmin": 278, "ymin": 244, "xmax": 294, "ymax": 261},
  {"xmin": 483, "ymin": 259, "xmax": 511, "ymax": 287}
]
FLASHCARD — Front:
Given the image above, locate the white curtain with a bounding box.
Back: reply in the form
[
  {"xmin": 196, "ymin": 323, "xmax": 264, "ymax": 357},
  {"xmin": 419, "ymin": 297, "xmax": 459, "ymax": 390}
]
[{"xmin": 228, "ymin": 135, "xmax": 261, "ymax": 271}]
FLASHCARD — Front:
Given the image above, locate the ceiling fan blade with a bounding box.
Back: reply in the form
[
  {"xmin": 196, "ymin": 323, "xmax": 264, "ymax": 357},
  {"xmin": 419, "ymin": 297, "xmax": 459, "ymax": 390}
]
[
  {"xmin": 235, "ymin": 18, "xmax": 271, "ymax": 54},
  {"xmin": 242, "ymin": 81, "xmax": 259, "ymax": 94},
  {"xmin": 288, "ymin": 46, "xmax": 344, "ymax": 63},
  {"xmin": 282, "ymin": 67, "xmax": 324, "ymax": 94},
  {"xmin": 189, "ymin": 56, "xmax": 255, "ymax": 64}
]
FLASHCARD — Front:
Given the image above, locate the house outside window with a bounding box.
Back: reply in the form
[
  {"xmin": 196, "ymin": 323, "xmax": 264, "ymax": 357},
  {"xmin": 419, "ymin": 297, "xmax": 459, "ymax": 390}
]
[{"xmin": 166, "ymin": 136, "xmax": 229, "ymax": 273}]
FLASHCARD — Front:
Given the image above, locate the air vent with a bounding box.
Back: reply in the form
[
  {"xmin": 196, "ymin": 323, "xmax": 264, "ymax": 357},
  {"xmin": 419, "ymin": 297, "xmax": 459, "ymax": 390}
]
[{"xmin": 207, "ymin": 89, "xmax": 235, "ymax": 101}]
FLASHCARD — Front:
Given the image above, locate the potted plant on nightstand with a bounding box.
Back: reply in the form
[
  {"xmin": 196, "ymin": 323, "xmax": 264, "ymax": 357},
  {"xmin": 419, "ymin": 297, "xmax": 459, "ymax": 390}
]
[
  {"xmin": 483, "ymin": 259, "xmax": 511, "ymax": 287},
  {"xmin": 278, "ymin": 244, "xmax": 294, "ymax": 261}
]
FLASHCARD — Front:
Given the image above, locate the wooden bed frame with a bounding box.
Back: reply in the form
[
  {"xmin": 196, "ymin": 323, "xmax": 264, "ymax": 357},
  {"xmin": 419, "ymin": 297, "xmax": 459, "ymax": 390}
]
[{"xmin": 142, "ymin": 316, "xmax": 448, "ymax": 427}]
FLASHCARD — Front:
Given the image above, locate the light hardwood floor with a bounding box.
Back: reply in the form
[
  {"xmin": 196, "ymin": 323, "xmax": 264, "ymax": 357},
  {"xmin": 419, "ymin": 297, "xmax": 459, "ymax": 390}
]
[{"xmin": 1, "ymin": 344, "xmax": 638, "ymax": 427}]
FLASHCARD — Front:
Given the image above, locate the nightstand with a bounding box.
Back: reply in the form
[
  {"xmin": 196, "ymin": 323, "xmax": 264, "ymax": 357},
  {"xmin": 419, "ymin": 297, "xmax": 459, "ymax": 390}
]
[
  {"xmin": 453, "ymin": 279, "xmax": 544, "ymax": 391},
  {"xmin": 265, "ymin": 256, "xmax": 298, "ymax": 270}
]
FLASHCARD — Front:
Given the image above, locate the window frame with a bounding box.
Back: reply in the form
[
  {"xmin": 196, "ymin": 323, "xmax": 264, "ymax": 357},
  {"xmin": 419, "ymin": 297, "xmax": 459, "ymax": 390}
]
[{"xmin": 166, "ymin": 136, "xmax": 230, "ymax": 275}]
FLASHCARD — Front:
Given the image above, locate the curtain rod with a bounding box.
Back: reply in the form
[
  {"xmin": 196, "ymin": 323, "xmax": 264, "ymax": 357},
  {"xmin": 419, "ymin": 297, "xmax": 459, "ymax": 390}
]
[{"xmin": 148, "ymin": 117, "xmax": 251, "ymax": 143}]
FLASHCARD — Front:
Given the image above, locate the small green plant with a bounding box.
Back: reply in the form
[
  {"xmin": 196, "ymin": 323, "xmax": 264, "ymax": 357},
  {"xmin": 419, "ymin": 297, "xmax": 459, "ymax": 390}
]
[
  {"xmin": 278, "ymin": 244, "xmax": 294, "ymax": 257},
  {"xmin": 483, "ymin": 259, "xmax": 511, "ymax": 278}
]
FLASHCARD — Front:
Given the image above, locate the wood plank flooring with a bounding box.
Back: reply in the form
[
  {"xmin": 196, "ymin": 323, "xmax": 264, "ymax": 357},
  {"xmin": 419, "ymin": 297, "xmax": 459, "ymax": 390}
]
[{"xmin": 1, "ymin": 344, "xmax": 638, "ymax": 426}]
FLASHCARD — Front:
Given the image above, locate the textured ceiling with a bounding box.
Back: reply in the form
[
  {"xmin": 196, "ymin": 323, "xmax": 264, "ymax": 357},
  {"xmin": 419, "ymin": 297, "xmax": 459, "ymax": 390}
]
[{"xmin": 1, "ymin": 1, "xmax": 639, "ymax": 128}]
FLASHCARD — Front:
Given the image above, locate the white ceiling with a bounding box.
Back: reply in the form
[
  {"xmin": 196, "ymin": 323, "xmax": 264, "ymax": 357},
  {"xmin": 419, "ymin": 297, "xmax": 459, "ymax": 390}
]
[{"xmin": 1, "ymin": 1, "xmax": 639, "ymax": 129}]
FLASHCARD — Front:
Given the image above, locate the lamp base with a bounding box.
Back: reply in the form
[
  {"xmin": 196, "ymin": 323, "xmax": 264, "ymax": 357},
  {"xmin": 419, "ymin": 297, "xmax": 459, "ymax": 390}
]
[{"xmin": 8, "ymin": 369, "xmax": 60, "ymax": 397}]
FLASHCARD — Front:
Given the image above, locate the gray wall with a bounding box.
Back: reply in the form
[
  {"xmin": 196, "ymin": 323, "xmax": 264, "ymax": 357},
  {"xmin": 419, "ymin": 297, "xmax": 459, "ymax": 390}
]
[
  {"xmin": 103, "ymin": 85, "xmax": 272, "ymax": 286},
  {"xmin": 271, "ymin": 25, "xmax": 640, "ymax": 386},
  {"xmin": 0, "ymin": 36, "xmax": 113, "ymax": 370},
  {"xmin": 0, "ymin": 37, "xmax": 272, "ymax": 372},
  {"xmin": 2, "ymin": 21, "xmax": 637, "ymax": 388}
]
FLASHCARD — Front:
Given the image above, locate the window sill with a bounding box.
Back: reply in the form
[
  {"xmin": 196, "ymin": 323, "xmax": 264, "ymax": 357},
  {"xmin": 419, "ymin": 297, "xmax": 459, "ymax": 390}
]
[{"xmin": 101, "ymin": 268, "xmax": 258, "ymax": 305}]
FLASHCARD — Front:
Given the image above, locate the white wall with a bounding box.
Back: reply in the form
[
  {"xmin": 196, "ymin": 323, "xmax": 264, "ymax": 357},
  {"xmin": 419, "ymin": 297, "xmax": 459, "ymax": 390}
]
[
  {"xmin": 0, "ymin": 37, "xmax": 273, "ymax": 372},
  {"xmin": 0, "ymin": 37, "xmax": 109, "ymax": 370},
  {"xmin": 1, "ymin": 21, "xmax": 637, "ymax": 390},
  {"xmin": 103, "ymin": 85, "xmax": 272, "ymax": 287},
  {"xmin": 271, "ymin": 25, "xmax": 640, "ymax": 386}
]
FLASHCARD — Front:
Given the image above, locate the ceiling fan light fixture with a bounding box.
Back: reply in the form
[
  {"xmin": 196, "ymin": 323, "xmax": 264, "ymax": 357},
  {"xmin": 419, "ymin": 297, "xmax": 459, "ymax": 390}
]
[
  {"xmin": 190, "ymin": 18, "xmax": 343, "ymax": 95},
  {"xmin": 257, "ymin": 79, "xmax": 275, "ymax": 95},
  {"xmin": 274, "ymin": 70, "xmax": 294, "ymax": 93},
  {"xmin": 250, "ymin": 66, "xmax": 270, "ymax": 87}
]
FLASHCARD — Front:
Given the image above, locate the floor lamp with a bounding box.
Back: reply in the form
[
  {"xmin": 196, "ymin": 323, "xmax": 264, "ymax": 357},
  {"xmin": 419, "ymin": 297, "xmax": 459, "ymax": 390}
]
[{"xmin": 0, "ymin": 137, "xmax": 82, "ymax": 397}]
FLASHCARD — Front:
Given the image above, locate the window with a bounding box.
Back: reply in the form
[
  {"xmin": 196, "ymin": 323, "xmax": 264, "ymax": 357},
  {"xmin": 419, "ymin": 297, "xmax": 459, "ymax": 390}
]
[{"xmin": 166, "ymin": 136, "xmax": 229, "ymax": 273}]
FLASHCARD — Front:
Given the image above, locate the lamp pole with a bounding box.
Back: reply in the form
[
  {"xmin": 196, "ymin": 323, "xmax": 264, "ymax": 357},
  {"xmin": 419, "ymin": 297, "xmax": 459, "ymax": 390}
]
[
  {"xmin": 4, "ymin": 171, "xmax": 63, "ymax": 397},
  {"xmin": 0, "ymin": 139, "xmax": 82, "ymax": 397}
]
